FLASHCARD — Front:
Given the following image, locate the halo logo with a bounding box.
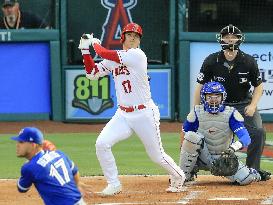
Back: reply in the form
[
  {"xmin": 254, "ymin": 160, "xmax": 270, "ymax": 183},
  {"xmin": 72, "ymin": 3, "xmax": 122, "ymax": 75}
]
[{"xmin": 100, "ymin": 0, "xmax": 137, "ymax": 50}]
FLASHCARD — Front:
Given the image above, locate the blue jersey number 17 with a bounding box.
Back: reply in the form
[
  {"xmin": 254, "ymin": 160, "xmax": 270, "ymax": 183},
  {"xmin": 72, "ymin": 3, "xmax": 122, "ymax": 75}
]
[{"xmin": 49, "ymin": 158, "xmax": 71, "ymax": 186}]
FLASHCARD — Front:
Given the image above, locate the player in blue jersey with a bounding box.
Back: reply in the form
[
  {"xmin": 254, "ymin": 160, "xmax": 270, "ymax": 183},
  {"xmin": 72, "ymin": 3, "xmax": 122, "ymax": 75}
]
[
  {"xmin": 11, "ymin": 127, "xmax": 87, "ymax": 205},
  {"xmin": 179, "ymin": 82, "xmax": 270, "ymax": 186}
]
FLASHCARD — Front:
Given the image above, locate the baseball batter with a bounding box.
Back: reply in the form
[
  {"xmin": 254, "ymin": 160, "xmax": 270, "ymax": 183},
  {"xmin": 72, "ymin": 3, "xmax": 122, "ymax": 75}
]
[
  {"xmin": 11, "ymin": 127, "xmax": 86, "ymax": 205},
  {"xmin": 180, "ymin": 82, "xmax": 269, "ymax": 185},
  {"xmin": 78, "ymin": 22, "xmax": 185, "ymax": 196}
]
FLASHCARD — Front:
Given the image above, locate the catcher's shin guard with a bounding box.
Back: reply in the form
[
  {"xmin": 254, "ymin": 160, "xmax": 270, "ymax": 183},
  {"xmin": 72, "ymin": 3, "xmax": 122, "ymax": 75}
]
[
  {"xmin": 239, "ymin": 168, "xmax": 261, "ymax": 185},
  {"xmin": 227, "ymin": 163, "xmax": 261, "ymax": 185},
  {"xmin": 180, "ymin": 132, "xmax": 203, "ymax": 180}
]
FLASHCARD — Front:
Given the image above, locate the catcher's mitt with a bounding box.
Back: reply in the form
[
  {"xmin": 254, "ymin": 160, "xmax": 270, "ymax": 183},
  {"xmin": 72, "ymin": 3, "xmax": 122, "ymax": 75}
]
[
  {"xmin": 210, "ymin": 149, "xmax": 239, "ymax": 176},
  {"xmin": 42, "ymin": 140, "xmax": 57, "ymax": 151}
]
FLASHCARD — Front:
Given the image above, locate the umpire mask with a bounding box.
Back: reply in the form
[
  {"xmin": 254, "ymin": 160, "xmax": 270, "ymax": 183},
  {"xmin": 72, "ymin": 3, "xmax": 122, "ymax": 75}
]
[{"xmin": 216, "ymin": 24, "xmax": 245, "ymax": 51}]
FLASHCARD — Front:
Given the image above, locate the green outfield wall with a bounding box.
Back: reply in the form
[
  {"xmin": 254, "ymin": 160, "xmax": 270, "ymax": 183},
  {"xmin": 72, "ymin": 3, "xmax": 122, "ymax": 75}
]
[{"xmin": 0, "ymin": 0, "xmax": 272, "ymax": 122}]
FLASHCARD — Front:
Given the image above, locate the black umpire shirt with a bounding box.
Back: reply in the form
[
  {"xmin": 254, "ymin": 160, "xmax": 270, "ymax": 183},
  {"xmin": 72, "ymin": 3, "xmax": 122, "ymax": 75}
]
[{"xmin": 197, "ymin": 50, "xmax": 262, "ymax": 103}]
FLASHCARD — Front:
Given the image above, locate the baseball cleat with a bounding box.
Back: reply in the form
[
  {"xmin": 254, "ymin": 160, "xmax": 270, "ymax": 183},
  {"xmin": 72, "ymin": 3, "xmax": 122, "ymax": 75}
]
[
  {"xmin": 185, "ymin": 174, "xmax": 195, "ymax": 182},
  {"xmin": 100, "ymin": 184, "xmax": 122, "ymax": 196},
  {"xmin": 166, "ymin": 175, "xmax": 185, "ymax": 193}
]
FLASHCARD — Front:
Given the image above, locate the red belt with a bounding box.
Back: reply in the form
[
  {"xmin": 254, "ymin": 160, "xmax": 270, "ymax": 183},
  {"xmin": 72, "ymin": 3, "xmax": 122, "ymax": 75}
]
[{"xmin": 119, "ymin": 104, "xmax": 146, "ymax": 112}]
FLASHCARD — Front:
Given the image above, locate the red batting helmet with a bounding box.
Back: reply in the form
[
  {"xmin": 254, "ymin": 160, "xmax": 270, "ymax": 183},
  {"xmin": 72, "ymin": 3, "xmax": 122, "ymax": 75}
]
[{"xmin": 121, "ymin": 22, "xmax": 143, "ymax": 42}]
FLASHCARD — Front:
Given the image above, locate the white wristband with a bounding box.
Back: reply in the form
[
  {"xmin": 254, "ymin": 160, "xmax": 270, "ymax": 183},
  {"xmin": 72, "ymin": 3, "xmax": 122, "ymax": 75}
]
[
  {"xmin": 81, "ymin": 49, "xmax": 90, "ymax": 55},
  {"xmin": 230, "ymin": 141, "xmax": 243, "ymax": 152}
]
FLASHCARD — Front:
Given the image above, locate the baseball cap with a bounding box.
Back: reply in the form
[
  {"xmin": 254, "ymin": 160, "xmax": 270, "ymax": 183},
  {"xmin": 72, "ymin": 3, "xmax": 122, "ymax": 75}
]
[
  {"xmin": 2, "ymin": 0, "xmax": 17, "ymax": 7},
  {"xmin": 11, "ymin": 127, "xmax": 44, "ymax": 145}
]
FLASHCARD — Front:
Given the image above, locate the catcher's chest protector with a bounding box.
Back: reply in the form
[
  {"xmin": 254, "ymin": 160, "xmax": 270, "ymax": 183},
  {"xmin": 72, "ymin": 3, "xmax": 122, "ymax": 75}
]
[{"xmin": 195, "ymin": 105, "xmax": 234, "ymax": 154}]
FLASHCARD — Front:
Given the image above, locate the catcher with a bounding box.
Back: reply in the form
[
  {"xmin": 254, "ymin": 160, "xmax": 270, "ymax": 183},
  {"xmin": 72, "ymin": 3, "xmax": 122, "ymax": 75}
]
[{"xmin": 180, "ymin": 81, "xmax": 271, "ymax": 185}]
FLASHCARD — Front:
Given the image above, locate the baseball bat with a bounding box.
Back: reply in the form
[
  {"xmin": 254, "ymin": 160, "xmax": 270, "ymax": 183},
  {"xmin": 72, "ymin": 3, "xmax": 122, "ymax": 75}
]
[{"xmin": 258, "ymin": 107, "xmax": 273, "ymax": 111}]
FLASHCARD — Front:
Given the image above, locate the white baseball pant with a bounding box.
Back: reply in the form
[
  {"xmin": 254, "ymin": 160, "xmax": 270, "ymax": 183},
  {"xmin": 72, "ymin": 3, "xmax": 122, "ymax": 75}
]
[{"xmin": 95, "ymin": 100, "xmax": 184, "ymax": 186}]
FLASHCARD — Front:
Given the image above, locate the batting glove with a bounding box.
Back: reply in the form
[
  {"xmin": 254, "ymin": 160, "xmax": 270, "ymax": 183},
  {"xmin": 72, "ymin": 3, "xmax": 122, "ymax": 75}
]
[
  {"xmin": 78, "ymin": 33, "xmax": 93, "ymax": 54},
  {"xmin": 91, "ymin": 38, "xmax": 101, "ymax": 46}
]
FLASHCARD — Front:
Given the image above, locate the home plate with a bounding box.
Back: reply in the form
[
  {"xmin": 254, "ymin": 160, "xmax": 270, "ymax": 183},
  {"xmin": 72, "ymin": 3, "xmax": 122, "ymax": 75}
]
[{"xmin": 208, "ymin": 197, "xmax": 248, "ymax": 201}]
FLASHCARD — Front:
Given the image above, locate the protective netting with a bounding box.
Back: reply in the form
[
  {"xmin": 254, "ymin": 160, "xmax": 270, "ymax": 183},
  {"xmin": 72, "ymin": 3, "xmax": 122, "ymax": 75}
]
[
  {"xmin": 5, "ymin": 0, "xmax": 56, "ymax": 28},
  {"xmin": 186, "ymin": 0, "xmax": 273, "ymax": 32}
]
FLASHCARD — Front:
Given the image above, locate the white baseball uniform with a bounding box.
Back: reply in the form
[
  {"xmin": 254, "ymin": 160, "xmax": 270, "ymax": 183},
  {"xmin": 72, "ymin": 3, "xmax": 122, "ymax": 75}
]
[{"xmin": 90, "ymin": 47, "xmax": 185, "ymax": 187}]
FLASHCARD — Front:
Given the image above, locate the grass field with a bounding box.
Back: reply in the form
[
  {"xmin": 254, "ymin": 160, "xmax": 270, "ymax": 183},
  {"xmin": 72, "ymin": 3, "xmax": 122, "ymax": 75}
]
[{"xmin": 1, "ymin": 132, "xmax": 272, "ymax": 178}]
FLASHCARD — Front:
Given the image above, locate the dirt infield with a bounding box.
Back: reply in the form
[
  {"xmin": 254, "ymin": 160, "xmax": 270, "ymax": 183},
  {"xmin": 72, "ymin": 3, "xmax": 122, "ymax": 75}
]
[
  {"xmin": 1, "ymin": 176, "xmax": 273, "ymax": 205},
  {"xmin": 0, "ymin": 121, "xmax": 272, "ymax": 204},
  {"xmin": 0, "ymin": 121, "xmax": 273, "ymax": 133}
]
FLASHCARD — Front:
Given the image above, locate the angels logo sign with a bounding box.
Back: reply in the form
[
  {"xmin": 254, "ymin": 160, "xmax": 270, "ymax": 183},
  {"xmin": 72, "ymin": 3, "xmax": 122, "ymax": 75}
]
[{"xmin": 100, "ymin": 0, "xmax": 137, "ymax": 50}]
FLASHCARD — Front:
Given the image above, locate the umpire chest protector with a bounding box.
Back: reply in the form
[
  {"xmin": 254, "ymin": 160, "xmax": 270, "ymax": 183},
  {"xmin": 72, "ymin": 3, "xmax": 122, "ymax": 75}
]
[{"xmin": 195, "ymin": 105, "xmax": 234, "ymax": 154}]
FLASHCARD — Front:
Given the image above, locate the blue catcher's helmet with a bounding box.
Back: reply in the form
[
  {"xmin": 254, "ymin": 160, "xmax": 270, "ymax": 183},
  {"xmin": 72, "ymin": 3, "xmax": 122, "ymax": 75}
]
[{"xmin": 200, "ymin": 82, "xmax": 227, "ymax": 114}]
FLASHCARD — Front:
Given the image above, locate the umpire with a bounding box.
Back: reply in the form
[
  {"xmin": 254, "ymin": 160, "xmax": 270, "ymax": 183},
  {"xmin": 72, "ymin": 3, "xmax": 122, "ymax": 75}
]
[{"xmin": 193, "ymin": 24, "xmax": 270, "ymax": 178}]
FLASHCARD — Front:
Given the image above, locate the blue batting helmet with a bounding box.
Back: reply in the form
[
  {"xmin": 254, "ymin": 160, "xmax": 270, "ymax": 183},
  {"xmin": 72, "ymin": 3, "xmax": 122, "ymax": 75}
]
[{"xmin": 200, "ymin": 82, "xmax": 227, "ymax": 114}]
